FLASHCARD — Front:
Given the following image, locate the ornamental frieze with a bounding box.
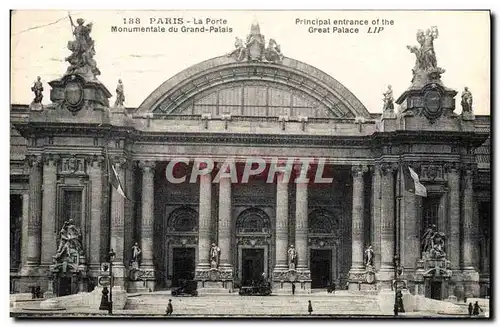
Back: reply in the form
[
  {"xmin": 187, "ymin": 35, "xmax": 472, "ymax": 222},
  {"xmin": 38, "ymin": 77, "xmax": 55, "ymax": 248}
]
[
  {"xmin": 195, "ymin": 268, "xmax": 233, "ymax": 281},
  {"xmin": 272, "ymin": 270, "xmax": 311, "ymax": 282},
  {"xmin": 236, "ymin": 237, "xmax": 270, "ymax": 247},
  {"xmin": 420, "ymin": 164, "xmax": 444, "ymax": 182},
  {"xmin": 60, "ymin": 156, "xmax": 86, "ymax": 175}
]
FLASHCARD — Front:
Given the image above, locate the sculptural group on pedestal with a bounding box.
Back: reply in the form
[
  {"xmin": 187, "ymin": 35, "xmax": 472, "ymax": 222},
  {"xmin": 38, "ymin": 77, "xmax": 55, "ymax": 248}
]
[
  {"xmin": 406, "ymin": 26, "xmax": 445, "ymax": 85},
  {"xmin": 53, "ymin": 219, "xmax": 83, "ymax": 265},
  {"xmin": 227, "ymin": 22, "xmax": 284, "ymax": 63},
  {"xmin": 65, "ymin": 16, "xmax": 101, "ymax": 79},
  {"xmin": 421, "ymin": 224, "xmax": 446, "ymax": 259}
]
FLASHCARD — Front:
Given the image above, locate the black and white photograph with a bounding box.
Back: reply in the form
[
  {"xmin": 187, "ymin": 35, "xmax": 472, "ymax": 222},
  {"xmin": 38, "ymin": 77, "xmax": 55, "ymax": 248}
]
[{"xmin": 8, "ymin": 9, "xmax": 492, "ymax": 319}]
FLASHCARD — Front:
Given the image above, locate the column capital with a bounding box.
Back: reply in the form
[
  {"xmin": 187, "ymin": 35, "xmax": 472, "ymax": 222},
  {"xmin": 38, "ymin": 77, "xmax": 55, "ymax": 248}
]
[
  {"xmin": 444, "ymin": 162, "xmax": 461, "ymax": 174},
  {"xmin": 110, "ymin": 156, "xmax": 128, "ymax": 170},
  {"xmin": 26, "ymin": 154, "xmax": 43, "ymax": 168},
  {"xmin": 87, "ymin": 154, "xmax": 105, "ymax": 168},
  {"xmin": 378, "ymin": 162, "xmax": 398, "ymax": 175},
  {"xmin": 42, "ymin": 153, "xmax": 60, "ymax": 166},
  {"xmin": 351, "ymin": 164, "xmax": 368, "ymax": 176},
  {"xmin": 138, "ymin": 160, "xmax": 156, "ymax": 173},
  {"xmin": 216, "ymin": 161, "xmax": 232, "ymax": 173}
]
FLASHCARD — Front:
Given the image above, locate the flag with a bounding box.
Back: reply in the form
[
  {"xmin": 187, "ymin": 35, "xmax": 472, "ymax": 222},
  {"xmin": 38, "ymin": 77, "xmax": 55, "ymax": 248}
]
[
  {"xmin": 107, "ymin": 155, "xmax": 130, "ymax": 200},
  {"xmin": 402, "ymin": 164, "xmax": 427, "ymax": 197}
]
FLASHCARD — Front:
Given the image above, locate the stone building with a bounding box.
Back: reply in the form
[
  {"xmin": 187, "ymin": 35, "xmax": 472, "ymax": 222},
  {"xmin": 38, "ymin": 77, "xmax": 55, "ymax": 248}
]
[{"xmin": 10, "ymin": 23, "xmax": 490, "ymax": 300}]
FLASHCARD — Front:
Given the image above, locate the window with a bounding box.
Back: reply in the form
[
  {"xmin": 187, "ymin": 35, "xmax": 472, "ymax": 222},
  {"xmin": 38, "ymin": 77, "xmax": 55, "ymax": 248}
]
[
  {"xmin": 63, "ymin": 190, "xmax": 82, "ymax": 225},
  {"xmin": 422, "ymin": 195, "xmax": 440, "ymax": 233}
]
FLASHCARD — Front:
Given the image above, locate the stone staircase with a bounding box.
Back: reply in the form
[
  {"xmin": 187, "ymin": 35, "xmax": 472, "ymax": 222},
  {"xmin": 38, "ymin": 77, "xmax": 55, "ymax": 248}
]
[{"xmin": 125, "ymin": 291, "xmax": 383, "ymax": 316}]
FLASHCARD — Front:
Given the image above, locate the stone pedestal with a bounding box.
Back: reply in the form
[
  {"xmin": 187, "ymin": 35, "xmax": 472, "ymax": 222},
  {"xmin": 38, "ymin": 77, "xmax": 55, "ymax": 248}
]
[
  {"xmin": 272, "ymin": 269, "xmax": 311, "ymax": 294},
  {"xmin": 196, "ymin": 268, "xmax": 234, "ymax": 294}
]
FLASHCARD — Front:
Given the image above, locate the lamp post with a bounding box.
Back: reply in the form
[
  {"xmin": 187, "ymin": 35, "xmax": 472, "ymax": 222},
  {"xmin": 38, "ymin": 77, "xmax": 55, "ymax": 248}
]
[{"xmin": 108, "ymin": 248, "xmax": 116, "ymax": 315}]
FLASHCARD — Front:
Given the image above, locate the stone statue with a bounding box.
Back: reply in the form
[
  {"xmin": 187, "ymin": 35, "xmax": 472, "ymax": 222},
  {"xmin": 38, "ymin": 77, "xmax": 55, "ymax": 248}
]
[
  {"xmin": 131, "ymin": 242, "xmax": 141, "ymax": 263},
  {"xmin": 364, "ymin": 245, "xmax": 374, "ymax": 267},
  {"xmin": 227, "ymin": 37, "xmax": 247, "ymax": 62},
  {"xmin": 461, "ymin": 87, "xmax": 473, "ymax": 113},
  {"xmin": 210, "ymin": 243, "xmax": 221, "ymax": 268},
  {"xmin": 430, "ymin": 232, "xmax": 446, "ymax": 259},
  {"xmin": 246, "ymin": 22, "xmax": 266, "ymax": 61},
  {"xmin": 264, "ymin": 38, "xmax": 284, "ymax": 63},
  {"xmin": 65, "ymin": 16, "xmax": 101, "ymax": 79},
  {"xmin": 287, "ymin": 245, "xmax": 297, "ymax": 270},
  {"xmin": 421, "ymin": 224, "xmax": 436, "ymax": 254},
  {"xmin": 422, "ymin": 27, "xmax": 439, "ymax": 70},
  {"xmin": 382, "ymin": 85, "xmax": 394, "ymax": 113},
  {"xmin": 54, "ymin": 219, "xmax": 83, "ymax": 263},
  {"xmin": 407, "ymin": 26, "xmax": 444, "ymax": 83},
  {"xmin": 31, "ymin": 76, "xmax": 43, "ymax": 104},
  {"xmin": 115, "ymin": 79, "xmax": 125, "ymax": 107}
]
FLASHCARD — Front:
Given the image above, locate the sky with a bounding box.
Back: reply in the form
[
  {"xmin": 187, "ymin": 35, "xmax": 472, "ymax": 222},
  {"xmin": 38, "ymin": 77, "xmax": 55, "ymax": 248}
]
[{"xmin": 10, "ymin": 10, "xmax": 490, "ymax": 115}]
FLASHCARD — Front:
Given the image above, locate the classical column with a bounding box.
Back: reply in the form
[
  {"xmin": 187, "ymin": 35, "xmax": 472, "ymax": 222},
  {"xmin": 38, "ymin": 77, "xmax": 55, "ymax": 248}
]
[
  {"xmin": 274, "ymin": 172, "xmax": 289, "ymax": 271},
  {"xmin": 294, "ymin": 165, "xmax": 309, "ymax": 270},
  {"xmin": 217, "ymin": 164, "xmax": 233, "ymax": 271},
  {"xmin": 462, "ymin": 168, "xmax": 475, "ymax": 270},
  {"xmin": 139, "ymin": 161, "xmax": 156, "ymax": 270},
  {"xmin": 110, "ymin": 157, "xmax": 127, "ymax": 284},
  {"xmin": 350, "ymin": 165, "xmax": 366, "ymax": 271},
  {"xmin": 88, "ymin": 156, "xmax": 104, "ymax": 272},
  {"xmin": 25, "ymin": 155, "xmax": 43, "ymax": 269},
  {"xmin": 196, "ymin": 164, "xmax": 212, "ymax": 271},
  {"xmin": 41, "ymin": 155, "xmax": 58, "ymax": 266},
  {"xmin": 380, "ymin": 163, "xmax": 395, "ymax": 272},
  {"xmin": 447, "ymin": 164, "xmax": 460, "ymax": 270},
  {"xmin": 371, "ymin": 165, "xmax": 382, "ymax": 270}
]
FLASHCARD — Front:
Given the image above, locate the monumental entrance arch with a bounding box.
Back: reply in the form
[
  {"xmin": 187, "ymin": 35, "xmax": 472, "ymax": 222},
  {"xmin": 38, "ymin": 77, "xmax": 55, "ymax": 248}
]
[{"xmin": 10, "ymin": 21, "xmax": 489, "ymax": 300}]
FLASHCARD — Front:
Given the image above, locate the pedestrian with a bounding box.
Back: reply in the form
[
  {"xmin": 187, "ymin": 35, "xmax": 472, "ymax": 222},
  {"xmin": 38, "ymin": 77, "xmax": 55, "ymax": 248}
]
[
  {"xmin": 468, "ymin": 303, "xmax": 473, "ymax": 316},
  {"xmin": 473, "ymin": 301, "xmax": 482, "ymax": 316},
  {"xmin": 292, "ymin": 283, "xmax": 295, "ymax": 295},
  {"xmin": 308, "ymin": 300, "xmax": 313, "ymax": 315},
  {"xmin": 166, "ymin": 299, "xmax": 173, "ymax": 316}
]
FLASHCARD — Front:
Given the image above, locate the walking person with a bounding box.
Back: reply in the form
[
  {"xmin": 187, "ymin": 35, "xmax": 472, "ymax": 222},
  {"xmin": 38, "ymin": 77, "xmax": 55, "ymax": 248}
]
[
  {"xmin": 166, "ymin": 299, "xmax": 173, "ymax": 316},
  {"xmin": 468, "ymin": 303, "xmax": 473, "ymax": 317},
  {"xmin": 308, "ymin": 300, "xmax": 313, "ymax": 315},
  {"xmin": 292, "ymin": 283, "xmax": 296, "ymax": 295},
  {"xmin": 473, "ymin": 301, "xmax": 482, "ymax": 316}
]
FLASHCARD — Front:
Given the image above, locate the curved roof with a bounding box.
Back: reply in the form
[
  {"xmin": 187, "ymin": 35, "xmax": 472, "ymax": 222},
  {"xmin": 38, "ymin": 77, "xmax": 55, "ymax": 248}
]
[{"xmin": 136, "ymin": 55, "xmax": 371, "ymax": 119}]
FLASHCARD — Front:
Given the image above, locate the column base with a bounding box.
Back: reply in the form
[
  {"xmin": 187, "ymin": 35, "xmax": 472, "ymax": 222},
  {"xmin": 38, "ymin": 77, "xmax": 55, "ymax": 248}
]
[
  {"xmin": 376, "ymin": 268, "xmax": 395, "ymax": 290},
  {"xmin": 461, "ymin": 268, "xmax": 480, "ymax": 299}
]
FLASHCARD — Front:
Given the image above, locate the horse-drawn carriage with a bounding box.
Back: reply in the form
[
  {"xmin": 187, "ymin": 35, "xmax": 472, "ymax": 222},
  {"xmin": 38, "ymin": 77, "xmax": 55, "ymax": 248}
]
[{"xmin": 171, "ymin": 279, "xmax": 198, "ymax": 296}]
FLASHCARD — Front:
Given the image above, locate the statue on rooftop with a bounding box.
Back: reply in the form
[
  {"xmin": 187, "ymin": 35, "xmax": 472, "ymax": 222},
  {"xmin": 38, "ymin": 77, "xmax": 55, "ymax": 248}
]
[
  {"xmin": 65, "ymin": 15, "xmax": 101, "ymax": 79},
  {"xmin": 114, "ymin": 79, "xmax": 125, "ymax": 107},
  {"xmin": 31, "ymin": 76, "xmax": 43, "ymax": 104},
  {"xmin": 461, "ymin": 87, "xmax": 473, "ymax": 113}
]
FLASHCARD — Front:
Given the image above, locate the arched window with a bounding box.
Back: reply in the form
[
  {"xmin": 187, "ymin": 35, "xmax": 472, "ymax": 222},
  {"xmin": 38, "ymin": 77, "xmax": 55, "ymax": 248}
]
[
  {"xmin": 236, "ymin": 208, "xmax": 270, "ymax": 234},
  {"xmin": 167, "ymin": 207, "xmax": 198, "ymax": 233},
  {"xmin": 308, "ymin": 209, "xmax": 337, "ymax": 235}
]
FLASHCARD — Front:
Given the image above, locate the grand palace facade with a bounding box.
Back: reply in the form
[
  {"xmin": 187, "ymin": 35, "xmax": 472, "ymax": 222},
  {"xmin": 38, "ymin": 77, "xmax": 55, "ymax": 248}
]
[{"xmin": 10, "ymin": 23, "xmax": 490, "ymax": 300}]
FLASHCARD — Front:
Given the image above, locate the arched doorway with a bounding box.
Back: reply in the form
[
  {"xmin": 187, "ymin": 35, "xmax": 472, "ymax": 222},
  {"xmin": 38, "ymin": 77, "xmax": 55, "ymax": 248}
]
[
  {"xmin": 235, "ymin": 208, "xmax": 271, "ymax": 286},
  {"xmin": 165, "ymin": 207, "xmax": 198, "ymax": 287},
  {"xmin": 308, "ymin": 209, "xmax": 340, "ymax": 289}
]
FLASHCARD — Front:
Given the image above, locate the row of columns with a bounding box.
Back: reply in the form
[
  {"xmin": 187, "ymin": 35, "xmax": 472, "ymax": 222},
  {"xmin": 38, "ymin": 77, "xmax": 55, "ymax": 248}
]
[{"xmin": 22, "ymin": 156, "xmax": 479, "ymax": 289}]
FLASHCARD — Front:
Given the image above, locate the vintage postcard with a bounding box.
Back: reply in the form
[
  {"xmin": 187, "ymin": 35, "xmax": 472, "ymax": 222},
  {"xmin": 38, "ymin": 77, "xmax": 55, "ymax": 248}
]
[{"xmin": 10, "ymin": 10, "xmax": 491, "ymax": 318}]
